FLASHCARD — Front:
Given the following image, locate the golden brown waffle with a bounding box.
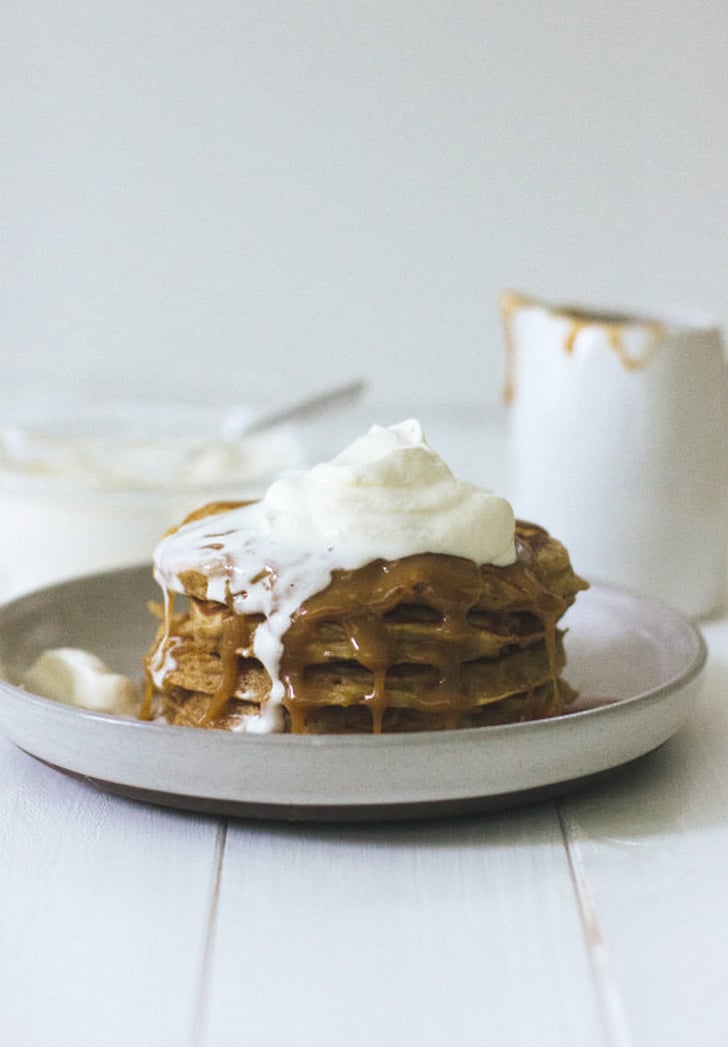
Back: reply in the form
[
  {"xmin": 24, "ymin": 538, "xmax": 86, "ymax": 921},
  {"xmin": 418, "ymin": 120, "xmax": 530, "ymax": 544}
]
[{"xmin": 143, "ymin": 515, "xmax": 588, "ymax": 734}]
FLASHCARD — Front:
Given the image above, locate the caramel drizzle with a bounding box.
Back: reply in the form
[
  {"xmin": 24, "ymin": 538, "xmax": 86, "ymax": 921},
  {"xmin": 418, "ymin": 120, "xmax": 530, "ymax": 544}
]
[
  {"xmin": 192, "ymin": 528, "xmax": 575, "ymax": 733},
  {"xmin": 140, "ymin": 678, "xmax": 154, "ymax": 721},
  {"xmin": 140, "ymin": 590, "xmax": 177, "ymax": 720},
  {"xmin": 279, "ymin": 559, "xmax": 487, "ymax": 733},
  {"xmin": 204, "ymin": 614, "xmax": 251, "ymax": 723},
  {"xmin": 500, "ymin": 290, "xmax": 528, "ymax": 405},
  {"xmin": 499, "ymin": 290, "xmax": 666, "ymax": 403},
  {"xmin": 563, "ymin": 319, "xmax": 665, "ymax": 369}
]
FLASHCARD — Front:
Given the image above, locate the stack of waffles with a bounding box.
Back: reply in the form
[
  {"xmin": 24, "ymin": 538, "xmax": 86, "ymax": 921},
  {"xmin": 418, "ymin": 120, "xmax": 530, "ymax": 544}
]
[{"xmin": 143, "ymin": 512, "xmax": 587, "ymax": 734}]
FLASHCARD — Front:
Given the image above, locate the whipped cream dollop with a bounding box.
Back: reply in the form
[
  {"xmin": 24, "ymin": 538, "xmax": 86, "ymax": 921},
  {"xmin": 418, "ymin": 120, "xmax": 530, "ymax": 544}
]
[
  {"xmin": 24, "ymin": 648, "xmax": 139, "ymax": 715},
  {"xmin": 261, "ymin": 419, "xmax": 515, "ymax": 565},
  {"xmin": 152, "ymin": 419, "xmax": 516, "ymax": 731}
]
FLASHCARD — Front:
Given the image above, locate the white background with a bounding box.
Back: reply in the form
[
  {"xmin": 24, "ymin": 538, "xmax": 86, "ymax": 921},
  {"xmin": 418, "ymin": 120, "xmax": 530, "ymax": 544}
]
[{"xmin": 3, "ymin": 1, "xmax": 727, "ymax": 412}]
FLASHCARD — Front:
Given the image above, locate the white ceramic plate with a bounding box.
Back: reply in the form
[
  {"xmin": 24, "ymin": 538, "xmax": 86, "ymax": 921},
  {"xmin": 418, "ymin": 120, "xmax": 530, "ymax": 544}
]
[{"xmin": 0, "ymin": 566, "xmax": 706, "ymax": 821}]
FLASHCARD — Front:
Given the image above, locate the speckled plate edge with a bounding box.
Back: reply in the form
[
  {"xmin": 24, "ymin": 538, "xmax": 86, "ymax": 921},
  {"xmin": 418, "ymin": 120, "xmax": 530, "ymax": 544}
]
[{"xmin": 0, "ymin": 566, "xmax": 707, "ymax": 822}]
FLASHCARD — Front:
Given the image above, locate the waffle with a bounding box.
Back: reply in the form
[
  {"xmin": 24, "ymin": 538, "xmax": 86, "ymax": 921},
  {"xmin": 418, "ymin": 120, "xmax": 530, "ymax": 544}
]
[{"xmin": 143, "ymin": 512, "xmax": 587, "ymax": 734}]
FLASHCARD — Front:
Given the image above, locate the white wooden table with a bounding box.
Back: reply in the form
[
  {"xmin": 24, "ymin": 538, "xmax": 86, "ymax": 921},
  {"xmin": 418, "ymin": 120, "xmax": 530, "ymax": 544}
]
[{"xmin": 2, "ymin": 407, "xmax": 727, "ymax": 1047}]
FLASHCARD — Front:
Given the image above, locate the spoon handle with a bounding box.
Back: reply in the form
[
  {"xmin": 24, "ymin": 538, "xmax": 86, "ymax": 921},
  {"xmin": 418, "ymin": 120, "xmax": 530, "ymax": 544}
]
[{"xmin": 241, "ymin": 379, "xmax": 366, "ymax": 436}]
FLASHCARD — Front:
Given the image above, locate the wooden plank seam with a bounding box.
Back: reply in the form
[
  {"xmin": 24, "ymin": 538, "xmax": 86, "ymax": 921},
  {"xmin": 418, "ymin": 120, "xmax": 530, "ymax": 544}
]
[{"xmin": 557, "ymin": 802, "xmax": 634, "ymax": 1047}]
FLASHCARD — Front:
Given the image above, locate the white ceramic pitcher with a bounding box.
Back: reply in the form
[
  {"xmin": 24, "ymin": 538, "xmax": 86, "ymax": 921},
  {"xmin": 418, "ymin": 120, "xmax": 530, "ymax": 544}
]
[{"xmin": 501, "ymin": 291, "xmax": 728, "ymax": 619}]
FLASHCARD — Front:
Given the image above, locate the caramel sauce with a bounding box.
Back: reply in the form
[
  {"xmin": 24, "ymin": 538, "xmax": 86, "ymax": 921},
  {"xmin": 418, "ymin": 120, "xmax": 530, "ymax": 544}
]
[
  {"xmin": 140, "ymin": 678, "xmax": 154, "ymax": 721},
  {"xmin": 499, "ymin": 290, "xmax": 666, "ymax": 402},
  {"xmin": 500, "ymin": 290, "xmax": 529, "ymax": 405},
  {"xmin": 190, "ymin": 524, "xmax": 573, "ymax": 733},
  {"xmin": 140, "ymin": 590, "xmax": 177, "ymax": 720},
  {"xmin": 204, "ymin": 614, "xmax": 251, "ymax": 722}
]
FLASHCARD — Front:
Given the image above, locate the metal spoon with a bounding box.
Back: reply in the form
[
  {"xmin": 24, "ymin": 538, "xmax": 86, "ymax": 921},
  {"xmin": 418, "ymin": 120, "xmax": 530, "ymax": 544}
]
[{"xmin": 235, "ymin": 378, "xmax": 366, "ymax": 437}]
